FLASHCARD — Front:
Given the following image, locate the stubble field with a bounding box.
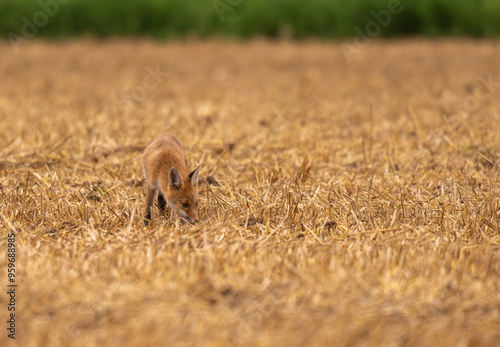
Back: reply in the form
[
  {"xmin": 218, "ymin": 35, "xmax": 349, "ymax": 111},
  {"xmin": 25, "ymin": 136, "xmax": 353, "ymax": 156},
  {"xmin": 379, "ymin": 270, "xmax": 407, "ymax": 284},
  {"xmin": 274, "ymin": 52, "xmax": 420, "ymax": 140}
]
[{"xmin": 1, "ymin": 39, "xmax": 500, "ymax": 346}]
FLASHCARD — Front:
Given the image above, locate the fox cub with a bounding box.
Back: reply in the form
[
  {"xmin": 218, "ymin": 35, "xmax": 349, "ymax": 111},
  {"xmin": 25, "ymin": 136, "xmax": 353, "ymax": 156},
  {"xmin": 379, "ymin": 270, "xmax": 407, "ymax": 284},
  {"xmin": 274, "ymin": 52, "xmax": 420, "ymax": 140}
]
[{"xmin": 142, "ymin": 133, "xmax": 200, "ymax": 226}]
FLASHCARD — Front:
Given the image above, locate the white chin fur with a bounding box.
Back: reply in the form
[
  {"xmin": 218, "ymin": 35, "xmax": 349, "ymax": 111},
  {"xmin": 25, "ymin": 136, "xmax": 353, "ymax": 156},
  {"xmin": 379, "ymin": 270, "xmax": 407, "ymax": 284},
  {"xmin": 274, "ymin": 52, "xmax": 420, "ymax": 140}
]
[
  {"xmin": 167, "ymin": 200, "xmax": 177, "ymax": 210},
  {"xmin": 167, "ymin": 201, "xmax": 192, "ymax": 222}
]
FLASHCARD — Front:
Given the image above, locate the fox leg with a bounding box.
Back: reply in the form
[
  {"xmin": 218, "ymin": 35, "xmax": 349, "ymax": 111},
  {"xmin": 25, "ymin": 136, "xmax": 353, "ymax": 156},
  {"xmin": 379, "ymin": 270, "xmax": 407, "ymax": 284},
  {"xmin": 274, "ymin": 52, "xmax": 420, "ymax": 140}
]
[
  {"xmin": 144, "ymin": 186, "xmax": 156, "ymax": 226},
  {"xmin": 158, "ymin": 192, "xmax": 167, "ymax": 214}
]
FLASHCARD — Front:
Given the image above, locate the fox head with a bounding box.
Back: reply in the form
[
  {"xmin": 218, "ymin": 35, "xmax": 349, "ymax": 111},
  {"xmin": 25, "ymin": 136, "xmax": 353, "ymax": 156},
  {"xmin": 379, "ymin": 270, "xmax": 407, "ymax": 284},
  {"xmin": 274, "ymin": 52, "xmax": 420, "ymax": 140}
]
[{"xmin": 166, "ymin": 165, "xmax": 200, "ymax": 224}]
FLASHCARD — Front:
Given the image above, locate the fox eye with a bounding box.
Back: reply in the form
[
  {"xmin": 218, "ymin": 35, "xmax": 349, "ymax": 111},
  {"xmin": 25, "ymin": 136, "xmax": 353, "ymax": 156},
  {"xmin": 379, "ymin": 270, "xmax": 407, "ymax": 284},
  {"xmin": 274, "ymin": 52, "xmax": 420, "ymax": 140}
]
[{"xmin": 182, "ymin": 203, "xmax": 189, "ymax": 208}]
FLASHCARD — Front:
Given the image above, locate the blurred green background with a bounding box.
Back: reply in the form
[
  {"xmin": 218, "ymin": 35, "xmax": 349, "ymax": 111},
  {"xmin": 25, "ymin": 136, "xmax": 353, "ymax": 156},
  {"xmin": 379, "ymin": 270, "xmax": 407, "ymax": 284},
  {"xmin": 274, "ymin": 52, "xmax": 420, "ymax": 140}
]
[{"xmin": 1, "ymin": 0, "xmax": 500, "ymax": 40}]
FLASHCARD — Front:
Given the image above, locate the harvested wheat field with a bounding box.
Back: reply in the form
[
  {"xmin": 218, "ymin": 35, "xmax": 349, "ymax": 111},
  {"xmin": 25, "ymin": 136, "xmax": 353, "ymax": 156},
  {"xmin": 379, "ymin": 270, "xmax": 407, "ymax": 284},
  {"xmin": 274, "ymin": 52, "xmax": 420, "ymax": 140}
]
[{"xmin": 1, "ymin": 39, "xmax": 500, "ymax": 347}]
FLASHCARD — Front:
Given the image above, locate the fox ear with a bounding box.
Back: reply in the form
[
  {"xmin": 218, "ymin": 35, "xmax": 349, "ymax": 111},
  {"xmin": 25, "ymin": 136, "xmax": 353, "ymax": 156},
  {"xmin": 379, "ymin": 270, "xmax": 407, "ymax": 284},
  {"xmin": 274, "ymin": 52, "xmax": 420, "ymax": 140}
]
[
  {"xmin": 169, "ymin": 167, "xmax": 183, "ymax": 190},
  {"xmin": 188, "ymin": 166, "xmax": 200, "ymax": 186}
]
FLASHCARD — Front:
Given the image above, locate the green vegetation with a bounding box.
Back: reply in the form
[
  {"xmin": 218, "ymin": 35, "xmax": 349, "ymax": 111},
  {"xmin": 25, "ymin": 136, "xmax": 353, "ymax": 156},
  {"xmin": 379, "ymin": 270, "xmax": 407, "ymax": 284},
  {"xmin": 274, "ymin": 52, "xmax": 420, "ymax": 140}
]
[{"xmin": 1, "ymin": 0, "xmax": 500, "ymax": 39}]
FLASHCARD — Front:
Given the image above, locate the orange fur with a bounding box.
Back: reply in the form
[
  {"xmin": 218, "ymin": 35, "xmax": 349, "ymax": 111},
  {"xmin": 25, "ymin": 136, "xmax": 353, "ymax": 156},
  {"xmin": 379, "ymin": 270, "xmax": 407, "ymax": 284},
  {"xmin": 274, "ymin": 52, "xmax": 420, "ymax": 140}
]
[{"xmin": 142, "ymin": 133, "xmax": 200, "ymax": 226}]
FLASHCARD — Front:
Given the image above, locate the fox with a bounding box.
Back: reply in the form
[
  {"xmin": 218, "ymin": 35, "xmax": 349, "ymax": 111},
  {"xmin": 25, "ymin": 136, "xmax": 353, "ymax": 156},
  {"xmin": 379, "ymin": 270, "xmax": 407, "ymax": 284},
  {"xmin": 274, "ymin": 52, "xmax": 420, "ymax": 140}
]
[{"xmin": 142, "ymin": 133, "xmax": 200, "ymax": 226}]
